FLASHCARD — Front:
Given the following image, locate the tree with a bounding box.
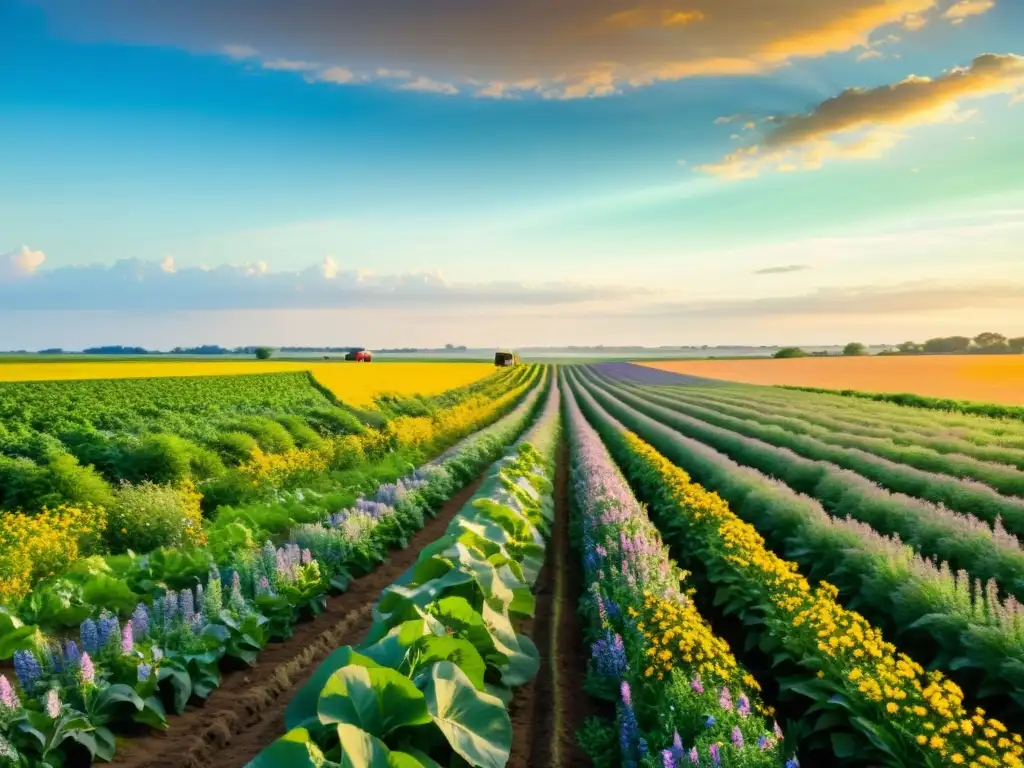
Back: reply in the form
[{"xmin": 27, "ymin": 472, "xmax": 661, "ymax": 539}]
[
  {"xmin": 843, "ymin": 342, "xmax": 867, "ymax": 356},
  {"xmin": 1010, "ymin": 337, "xmax": 1024, "ymax": 354},
  {"xmin": 922, "ymin": 336, "xmax": 971, "ymax": 354},
  {"xmin": 896, "ymin": 341, "xmax": 923, "ymax": 355},
  {"xmin": 973, "ymin": 332, "xmax": 1008, "ymax": 350},
  {"xmin": 773, "ymin": 347, "xmax": 808, "ymax": 359},
  {"xmin": 254, "ymin": 347, "xmax": 273, "ymax": 360}
]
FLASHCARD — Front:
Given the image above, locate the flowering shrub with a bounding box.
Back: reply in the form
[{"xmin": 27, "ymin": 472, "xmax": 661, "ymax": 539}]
[
  {"xmin": 0, "ymin": 504, "xmax": 106, "ymax": 605},
  {"xmin": 104, "ymin": 480, "xmax": 205, "ymax": 553},
  {"xmin": 563, "ymin": 378, "xmax": 788, "ymax": 767}
]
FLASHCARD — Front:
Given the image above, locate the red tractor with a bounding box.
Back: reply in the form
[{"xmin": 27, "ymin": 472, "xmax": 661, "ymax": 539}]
[{"xmin": 344, "ymin": 348, "xmax": 372, "ymax": 362}]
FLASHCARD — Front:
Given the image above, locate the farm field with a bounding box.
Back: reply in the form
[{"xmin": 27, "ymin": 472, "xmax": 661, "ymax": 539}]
[
  {"xmin": 638, "ymin": 354, "xmax": 1024, "ymax": 405},
  {"xmin": 0, "ymin": 360, "xmax": 495, "ymax": 407},
  {"xmin": 4, "ymin": 361, "xmax": 1024, "ymax": 767}
]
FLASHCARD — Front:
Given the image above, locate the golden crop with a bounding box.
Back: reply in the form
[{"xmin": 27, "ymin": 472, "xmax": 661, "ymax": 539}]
[
  {"xmin": 0, "ymin": 361, "xmax": 495, "ymax": 407},
  {"xmin": 639, "ymin": 357, "xmax": 1024, "ymax": 406}
]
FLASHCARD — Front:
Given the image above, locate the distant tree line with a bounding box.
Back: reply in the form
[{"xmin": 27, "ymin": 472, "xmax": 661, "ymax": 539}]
[{"xmin": 774, "ymin": 333, "xmax": 1024, "ymax": 359}]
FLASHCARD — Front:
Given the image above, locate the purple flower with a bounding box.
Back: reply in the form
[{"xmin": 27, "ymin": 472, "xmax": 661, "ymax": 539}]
[
  {"xmin": 0, "ymin": 676, "xmax": 20, "ymax": 709},
  {"xmin": 618, "ymin": 681, "xmax": 647, "ymax": 767},
  {"xmin": 709, "ymin": 744, "xmax": 720, "ymax": 767},
  {"xmin": 662, "ymin": 750, "xmax": 676, "ymax": 768},
  {"xmin": 80, "ymin": 653, "xmax": 95, "ymax": 684},
  {"xmin": 786, "ymin": 761, "xmax": 800, "ymax": 768},
  {"xmin": 63, "ymin": 640, "xmax": 81, "ymax": 668},
  {"xmin": 718, "ymin": 687, "xmax": 733, "ymax": 712},
  {"xmin": 774, "ymin": 721, "xmax": 784, "ymax": 739},
  {"xmin": 80, "ymin": 619, "xmax": 99, "ymax": 654},
  {"xmin": 121, "ymin": 622, "xmax": 134, "ymax": 654},
  {"xmin": 12, "ymin": 651, "xmax": 41, "ymax": 691},
  {"xmin": 691, "ymin": 676, "xmax": 704, "ymax": 694},
  {"xmin": 620, "ymin": 680, "xmax": 632, "ymax": 708},
  {"xmin": 301, "ymin": 548, "xmax": 312, "ymax": 565},
  {"xmin": 164, "ymin": 590, "xmax": 178, "ymax": 628},
  {"xmin": 689, "ymin": 747, "xmax": 699, "ymax": 765},
  {"xmin": 592, "ymin": 632, "xmax": 628, "ymax": 679},
  {"xmin": 44, "ymin": 689, "xmax": 61, "ymax": 719},
  {"xmin": 137, "ymin": 663, "xmax": 153, "ymax": 682},
  {"xmin": 179, "ymin": 589, "xmax": 195, "ymax": 622},
  {"xmin": 230, "ymin": 571, "xmax": 245, "ymax": 610},
  {"xmin": 731, "ymin": 727, "xmax": 744, "ymax": 749},
  {"xmin": 705, "ymin": 716, "xmax": 716, "ymax": 728},
  {"xmin": 758, "ymin": 735, "xmax": 769, "ymax": 750},
  {"xmin": 737, "ymin": 693, "xmax": 750, "ymax": 717},
  {"xmin": 97, "ymin": 611, "xmax": 120, "ymax": 649},
  {"xmin": 132, "ymin": 604, "xmax": 150, "ymax": 639}
]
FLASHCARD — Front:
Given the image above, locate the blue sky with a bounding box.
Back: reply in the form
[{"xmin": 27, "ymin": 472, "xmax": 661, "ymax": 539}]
[{"xmin": 2, "ymin": 0, "xmax": 1023, "ymax": 348}]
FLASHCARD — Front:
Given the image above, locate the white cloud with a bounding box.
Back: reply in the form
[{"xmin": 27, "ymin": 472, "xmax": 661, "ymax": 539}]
[
  {"xmin": 0, "ymin": 246, "xmax": 46, "ymax": 282},
  {"xmin": 698, "ymin": 53, "xmax": 1024, "ymax": 178},
  {"xmin": 222, "ymin": 43, "xmax": 258, "ymax": 60},
  {"xmin": 322, "ymin": 255, "xmax": 338, "ymax": 279},
  {"xmin": 0, "ymin": 257, "xmax": 651, "ymax": 311},
  {"xmin": 262, "ymin": 58, "xmax": 318, "ymax": 71},
  {"xmin": 943, "ymin": 0, "xmax": 996, "ymax": 23},
  {"xmin": 397, "ymin": 76, "xmax": 459, "ymax": 95}
]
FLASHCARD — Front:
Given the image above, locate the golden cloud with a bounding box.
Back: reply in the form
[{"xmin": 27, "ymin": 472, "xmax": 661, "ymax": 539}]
[
  {"xmin": 943, "ymin": 0, "xmax": 996, "ymax": 22},
  {"xmin": 697, "ymin": 53, "xmax": 1024, "ymax": 177},
  {"xmin": 42, "ymin": 0, "xmax": 965, "ymax": 98}
]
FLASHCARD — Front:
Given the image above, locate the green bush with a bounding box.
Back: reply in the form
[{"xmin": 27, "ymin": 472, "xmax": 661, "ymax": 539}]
[
  {"xmin": 303, "ymin": 406, "xmax": 366, "ymax": 436},
  {"xmin": 105, "ymin": 481, "xmax": 204, "ymax": 553},
  {"xmin": 208, "ymin": 431, "xmax": 260, "ymax": 465},
  {"xmin": 117, "ymin": 434, "xmax": 195, "ymax": 485},
  {"xmin": 275, "ymin": 414, "xmax": 325, "ymax": 449},
  {"xmin": 223, "ymin": 416, "xmax": 295, "ymax": 453},
  {"xmin": 0, "ymin": 452, "xmax": 115, "ymax": 513}
]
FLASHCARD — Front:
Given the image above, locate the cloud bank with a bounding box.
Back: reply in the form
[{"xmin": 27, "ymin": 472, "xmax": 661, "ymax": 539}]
[
  {"xmin": 698, "ymin": 52, "xmax": 1024, "ymax": 177},
  {"xmin": 753, "ymin": 264, "xmax": 811, "ymax": 274},
  {"xmin": 0, "ymin": 255, "xmax": 650, "ymax": 311},
  {"xmin": 32, "ymin": 0, "xmax": 985, "ymax": 98}
]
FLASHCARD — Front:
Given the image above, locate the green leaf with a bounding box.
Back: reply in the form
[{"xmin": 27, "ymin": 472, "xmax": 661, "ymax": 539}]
[
  {"xmin": 249, "ymin": 727, "xmax": 330, "ymax": 768},
  {"xmin": 335, "ymin": 723, "xmax": 396, "ymax": 768},
  {"xmin": 285, "ymin": 647, "xmax": 381, "ymax": 731},
  {"xmin": 413, "ymin": 636, "xmax": 488, "ymax": 691},
  {"xmin": 831, "ymin": 732, "xmax": 861, "ymax": 759},
  {"xmin": 318, "ymin": 665, "xmax": 431, "ymax": 737},
  {"xmin": 423, "ymin": 661, "xmax": 512, "ymax": 768},
  {"xmin": 359, "ymin": 619, "xmax": 436, "ymax": 670}
]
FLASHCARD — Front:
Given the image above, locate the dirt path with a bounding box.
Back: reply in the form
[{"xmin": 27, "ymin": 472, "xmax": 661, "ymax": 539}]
[
  {"xmin": 508, "ymin": 441, "xmax": 594, "ymax": 768},
  {"xmin": 111, "ymin": 473, "xmax": 487, "ymax": 768}
]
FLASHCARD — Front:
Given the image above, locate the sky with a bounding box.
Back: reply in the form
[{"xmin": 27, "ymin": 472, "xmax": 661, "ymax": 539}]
[{"xmin": 1, "ymin": 0, "xmax": 1023, "ymax": 349}]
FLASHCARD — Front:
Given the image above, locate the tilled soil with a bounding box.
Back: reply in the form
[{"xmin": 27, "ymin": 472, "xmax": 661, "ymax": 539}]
[
  {"xmin": 508, "ymin": 442, "xmax": 595, "ymax": 768},
  {"xmin": 110, "ymin": 473, "xmax": 487, "ymax": 768}
]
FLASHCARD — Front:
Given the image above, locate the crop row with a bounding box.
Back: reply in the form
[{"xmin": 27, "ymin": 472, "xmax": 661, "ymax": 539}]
[
  {"xmin": 661, "ymin": 387, "xmax": 1024, "ymax": 497},
  {"xmin": 251, "ymin": 372, "xmax": 563, "ymax": 767},
  {"xmin": 778, "ymin": 385, "xmax": 1024, "ymax": 425},
  {"xmin": 564, "ymin": 367, "xmax": 1024, "ymax": 767},
  {"xmin": 670, "ymin": 384, "xmax": 1024, "ymax": 470},
  {"xmin": 561, "ymin": 372, "xmax": 792, "ymax": 767},
  {"xmin": 568, "ymin": 367, "xmax": 1024, "ymax": 727},
  {"xmin": 583, "ymin": 369, "xmax": 1024, "ymax": 605},
  {"xmin": 0, "ymin": 372, "xmax": 549, "ymax": 765}
]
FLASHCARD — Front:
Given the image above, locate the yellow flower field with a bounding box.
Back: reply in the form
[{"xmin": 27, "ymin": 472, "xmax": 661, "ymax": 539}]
[
  {"xmin": 0, "ymin": 361, "xmax": 495, "ymax": 407},
  {"xmin": 639, "ymin": 356, "xmax": 1024, "ymax": 405}
]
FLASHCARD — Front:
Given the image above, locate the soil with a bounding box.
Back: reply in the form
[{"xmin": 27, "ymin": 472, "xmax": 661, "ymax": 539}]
[
  {"xmin": 109, "ymin": 472, "xmax": 488, "ymax": 768},
  {"xmin": 507, "ymin": 441, "xmax": 595, "ymax": 768}
]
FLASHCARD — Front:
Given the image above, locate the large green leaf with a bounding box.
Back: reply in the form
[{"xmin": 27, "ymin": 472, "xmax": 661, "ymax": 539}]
[
  {"xmin": 0, "ymin": 608, "xmax": 39, "ymax": 659},
  {"xmin": 429, "ymin": 597, "xmax": 505, "ymax": 668},
  {"xmin": 248, "ymin": 727, "xmax": 330, "ymax": 768},
  {"xmin": 285, "ymin": 648, "xmax": 381, "ymax": 731},
  {"xmin": 481, "ymin": 601, "xmax": 539, "ymax": 687},
  {"xmin": 318, "ymin": 665, "xmax": 431, "ymax": 737},
  {"xmin": 423, "ymin": 661, "xmax": 511, "ymax": 768},
  {"xmin": 413, "ymin": 636, "xmax": 487, "ymax": 691},
  {"xmin": 360, "ymin": 619, "xmax": 439, "ymax": 669}
]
